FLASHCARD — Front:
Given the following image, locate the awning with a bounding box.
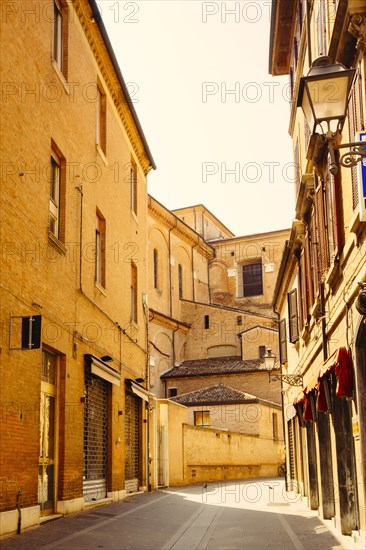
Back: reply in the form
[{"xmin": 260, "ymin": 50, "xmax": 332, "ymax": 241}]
[
  {"xmin": 125, "ymin": 379, "xmax": 149, "ymax": 402},
  {"xmin": 84, "ymin": 354, "xmax": 121, "ymax": 386},
  {"xmin": 294, "ymin": 347, "xmax": 353, "ymax": 421}
]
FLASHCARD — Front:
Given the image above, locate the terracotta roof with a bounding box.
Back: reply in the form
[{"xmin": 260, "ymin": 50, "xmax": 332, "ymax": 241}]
[
  {"xmin": 170, "ymin": 384, "xmax": 279, "ymax": 407},
  {"xmin": 161, "ymin": 356, "xmax": 266, "ymax": 379}
]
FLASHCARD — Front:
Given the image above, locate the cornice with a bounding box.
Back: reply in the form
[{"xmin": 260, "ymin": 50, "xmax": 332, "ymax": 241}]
[
  {"xmin": 73, "ymin": 0, "xmax": 152, "ymax": 175},
  {"xmin": 148, "ymin": 196, "xmax": 215, "ymax": 259}
]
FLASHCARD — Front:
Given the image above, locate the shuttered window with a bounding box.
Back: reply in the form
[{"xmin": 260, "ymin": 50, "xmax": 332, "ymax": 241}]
[
  {"xmin": 325, "ymin": 160, "xmax": 344, "ymax": 262},
  {"xmin": 299, "ymin": 231, "xmax": 314, "ymax": 331},
  {"xmin": 288, "ymin": 289, "xmax": 299, "ymax": 343},
  {"xmin": 347, "ymin": 64, "xmax": 364, "ymax": 210},
  {"xmin": 317, "ymin": 0, "xmax": 327, "ymax": 56},
  {"xmin": 279, "ymin": 318, "xmax": 287, "ymax": 364},
  {"xmin": 314, "ymin": 182, "xmax": 329, "ymax": 280}
]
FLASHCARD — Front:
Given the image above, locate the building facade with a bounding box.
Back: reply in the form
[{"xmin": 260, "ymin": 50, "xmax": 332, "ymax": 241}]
[
  {"xmin": 270, "ymin": 0, "xmax": 366, "ymax": 546},
  {"xmin": 0, "ymin": 0, "xmax": 155, "ymax": 536}
]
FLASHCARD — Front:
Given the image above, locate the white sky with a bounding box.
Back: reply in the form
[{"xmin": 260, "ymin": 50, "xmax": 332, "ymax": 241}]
[{"xmin": 99, "ymin": 0, "xmax": 295, "ymax": 236}]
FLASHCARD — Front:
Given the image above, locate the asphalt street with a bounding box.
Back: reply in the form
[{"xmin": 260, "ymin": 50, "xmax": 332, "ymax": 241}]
[{"xmin": 1, "ymin": 479, "xmax": 353, "ymax": 549}]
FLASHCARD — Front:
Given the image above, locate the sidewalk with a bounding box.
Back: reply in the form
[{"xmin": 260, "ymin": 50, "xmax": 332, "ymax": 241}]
[{"xmin": 0, "ymin": 479, "xmax": 359, "ymax": 549}]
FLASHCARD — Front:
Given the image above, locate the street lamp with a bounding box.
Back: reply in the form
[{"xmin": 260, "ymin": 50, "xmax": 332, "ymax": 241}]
[
  {"xmin": 263, "ymin": 348, "xmax": 303, "ymax": 386},
  {"xmin": 297, "ymin": 56, "xmax": 364, "ymax": 175},
  {"xmin": 263, "ymin": 348, "xmax": 276, "ymax": 371}
]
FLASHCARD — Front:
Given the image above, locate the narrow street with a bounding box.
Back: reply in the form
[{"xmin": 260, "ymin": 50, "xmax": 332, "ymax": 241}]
[{"xmin": 1, "ymin": 479, "xmax": 349, "ymax": 550}]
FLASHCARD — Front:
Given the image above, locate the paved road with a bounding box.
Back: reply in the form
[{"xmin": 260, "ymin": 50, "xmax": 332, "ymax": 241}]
[{"xmin": 1, "ymin": 479, "xmax": 350, "ymax": 549}]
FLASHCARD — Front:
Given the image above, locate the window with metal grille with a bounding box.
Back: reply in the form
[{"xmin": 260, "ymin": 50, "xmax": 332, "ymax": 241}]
[
  {"xmin": 168, "ymin": 387, "xmax": 177, "ymax": 397},
  {"xmin": 243, "ymin": 261, "xmax": 263, "ymax": 297}
]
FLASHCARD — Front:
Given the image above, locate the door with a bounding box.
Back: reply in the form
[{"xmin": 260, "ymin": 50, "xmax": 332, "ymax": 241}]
[{"xmin": 38, "ymin": 351, "xmax": 58, "ymax": 516}]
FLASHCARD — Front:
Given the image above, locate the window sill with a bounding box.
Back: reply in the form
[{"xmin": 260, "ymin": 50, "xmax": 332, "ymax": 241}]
[
  {"xmin": 96, "ymin": 145, "xmax": 108, "ymax": 166},
  {"xmin": 95, "ymin": 282, "xmax": 107, "ymax": 296},
  {"xmin": 48, "ymin": 231, "xmax": 67, "ymax": 254},
  {"xmin": 51, "ymin": 60, "xmax": 69, "ymax": 94}
]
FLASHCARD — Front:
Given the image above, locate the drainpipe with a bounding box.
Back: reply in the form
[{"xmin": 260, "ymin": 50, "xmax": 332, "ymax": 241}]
[
  {"xmin": 307, "ymin": 0, "xmax": 312, "ymax": 68},
  {"xmin": 142, "ymin": 297, "xmax": 151, "ymax": 492},
  {"xmin": 16, "ymin": 490, "xmax": 22, "ymax": 535},
  {"xmin": 320, "ymin": 282, "xmax": 328, "ymax": 361}
]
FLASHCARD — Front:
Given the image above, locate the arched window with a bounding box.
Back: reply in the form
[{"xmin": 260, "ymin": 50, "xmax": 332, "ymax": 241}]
[
  {"xmin": 153, "ymin": 249, "xmax": 158, "ymax": 289},
  {"xmin": 178, "ymin": 264, "xmax": 183, "ymax": 299}
]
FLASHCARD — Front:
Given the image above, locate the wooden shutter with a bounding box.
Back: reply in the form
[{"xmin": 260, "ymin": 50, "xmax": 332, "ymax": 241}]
[
  {"xmin": 309, "ymin": 208, "xmax": 319, "ymax": 298},
  {"xmin": 299, "ymin": 232, "xmax": 313, "ymax": 331},
  {"xmin": 347, "ymin": 65, "xmax": 364, "ymax": 210},
  {"xmin": 326, "ymin": 165, "xmax": 344, "ymax": 261},
  {"xmin": 279, "ymin": 318, "xmax": 288, "ymax": 364},
  {"xmin": 317, "ymin": 0, "xmax": 326, "ymax": 56},
  {"xmin": 288, "ymin": 289, "xmax": 299, "ymax": 343},
  {"xmin": 314, "ymin": 183, "xmax": 329, "ymax": 280}
]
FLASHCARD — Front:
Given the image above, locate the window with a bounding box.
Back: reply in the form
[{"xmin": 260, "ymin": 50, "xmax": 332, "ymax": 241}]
[
  {"xmin": 237, "ymin": 316, "xmax": 243, "ymax": 325},
  {"xmin": 288, "ymin": 289, "xmax": 299, "ymax": 343},
  {"xmin": 49, "ymin": 156, "xmax": 60, "ymax": 237},
  {"xmin": 52, "ymin": 1, "xmax": 68, "ymax": 78},
  {"xmin": 178, "ymin": 264, "xmax": 183, "ymax": 299},
  {"xmin": 131, "ymin": 263, "xmax": 137, "ymax": 322},
  {"xmin": 130, "ymin": 158, "xmax": 137, "ymax": 214},
  {"xmin": 153, "ymin": 249, "xmax": 158, "ymax": 289},
  {"xmin": 49, "ymin": 148, "xmax": 65, "ymax": 242},
  {"xmin": 95, "ymin": 212, "xmax": 106, "ymax": 287},
  {"xmin": 96, "ymin": 84, "xmax": 106, "ymax": 154},
  {"xmin": 194, "ymin": 411, "xmax": 210, "ymax": 427},
  {"xmin": 279, "ymin": 319, "xmax": 287, "ymax": 364},
  {"xmin": 204, "ymin": 315, "xmax": 209, "ymax": 329},
  {"xmin": 347, "ymin": 66, "xmax": 364, "ymax": 209},
  {"xmin": 168, "ymin": 388, "xmax": 177, "ymax": 398},
  {"xmin": 259, "ymin": 345, "xmax": 266, "ymax": 359},
  {"xmin": 317, "ymin": 0, "xmax": 327, "ymax": 56},
  {"xmin": 243, "ymin": 261, "xmax": 263, "ymax": 297},
  {"xmin": 53, "ymin": 2, "xmax": 63, "ymax": 69}
]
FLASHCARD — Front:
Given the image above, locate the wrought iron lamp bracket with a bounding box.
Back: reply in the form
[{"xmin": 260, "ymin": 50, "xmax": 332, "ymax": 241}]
[{"xmin": 268, "ymin": 372, "xmax": 304, "ymax": 386}]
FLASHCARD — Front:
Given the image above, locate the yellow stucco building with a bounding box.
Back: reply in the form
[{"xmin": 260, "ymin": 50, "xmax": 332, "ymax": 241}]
[{"xmin": 270, "ymin": 0, "xmax": 366, "ymax": 546}]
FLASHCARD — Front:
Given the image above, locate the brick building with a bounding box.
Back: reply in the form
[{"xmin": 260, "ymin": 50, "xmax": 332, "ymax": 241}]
[
  {"xmin": 0, "ymin": 0, "xmax": 155, "ymax": 536},
  {"xmin": 269, "ymin": 0, "xmax": 366, "ymax": 546}
]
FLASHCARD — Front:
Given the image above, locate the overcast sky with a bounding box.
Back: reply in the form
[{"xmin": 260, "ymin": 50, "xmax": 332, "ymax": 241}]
[{"xmin": 100, "ymin": 0, "xmax": 295, "ymax": 236}]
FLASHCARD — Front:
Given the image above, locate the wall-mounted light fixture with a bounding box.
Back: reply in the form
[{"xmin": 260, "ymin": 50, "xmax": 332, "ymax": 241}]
[
  {"xmin": 297, "ymin": 56, "xmax": 362, "ymax": 175},
  {"xmin": 264, "ymin": 348, "xmax": 303, "ymax": 386}
]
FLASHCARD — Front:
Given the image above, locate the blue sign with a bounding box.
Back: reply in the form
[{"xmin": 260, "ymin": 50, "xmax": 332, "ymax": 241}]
[{"xmin": 358, "ymin": 131, "xmax": 366, "ymax": 201}]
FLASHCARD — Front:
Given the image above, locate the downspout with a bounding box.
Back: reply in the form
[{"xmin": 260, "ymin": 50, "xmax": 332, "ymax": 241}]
[
  {"xmin": 143, "ymin": 297, "xmax": 151, "ymax": 491},
  {"xmin": 16, "ymin": 490, "xmax": 21, "ymax": 535},
  {"xmin": 307, "ymin": 0, "xmax": 312, "ymax": 68},
  {"xmin": 320, "ymin": 282, "xmax": 327, "ymax": 361}
]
